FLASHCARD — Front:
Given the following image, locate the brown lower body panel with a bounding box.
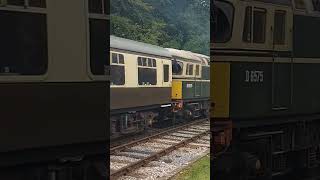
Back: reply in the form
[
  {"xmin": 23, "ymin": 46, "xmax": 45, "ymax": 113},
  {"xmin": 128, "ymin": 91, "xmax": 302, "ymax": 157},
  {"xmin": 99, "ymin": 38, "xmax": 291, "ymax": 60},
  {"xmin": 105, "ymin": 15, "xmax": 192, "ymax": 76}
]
[
  {"xmin": 0, "ymin": 82, "xmax": 108, "ymax": 167},
  {"xmin": 110, "ymin": 87, "xmax": 171, "ymax": 111}
]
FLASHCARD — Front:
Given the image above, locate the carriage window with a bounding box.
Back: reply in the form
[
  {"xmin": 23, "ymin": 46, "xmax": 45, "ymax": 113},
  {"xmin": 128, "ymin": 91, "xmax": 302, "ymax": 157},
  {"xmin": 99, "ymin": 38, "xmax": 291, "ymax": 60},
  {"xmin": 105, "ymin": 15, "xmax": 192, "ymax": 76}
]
[
  {"xmin": 142, "ymin": 58, "xmax": 147, "ymax": 66},
  {"xmin": 152, "ymin": 59, "xmax": 156, "ymax": 67},
  {"xmin": 7, "ymin": 0, "xmax": 24, "ymax": 6},
  {"xmin": 138, "ymin": 56, "xmax": 157, "ymax": 85},
  {"xmin": 111, "ymin": 65, "xmax": 125, "ymax": 85},
  {"xmin": 138, "ymin": 57, "xmax": 142, "ymax": 66},
  {"xmin": 112, "ymin": 53, "xmax": 117, "ymax": 64},
  {"xmin": 110, "ymin": 53, "xmax": 125, "ymax": 85},
  {"xmin": 118, "ymin": 54, "xmax": 124, "ymax": 64},
  {"xmin": 212, "ymin": 1, "xmax": 234, "ymax": 43},
  {"xmin": 195, "ymin": 65, "xmax": 200, "ymax": 76},
  {"xmin": 148, "ymin": 58, "xmax": 153, "ymax": 67},
  {"xmin": 6, "ymin": 0, "xmax": 46, "ymax": 8},
  {"xmin": 111, "ymin": 53, "xmax": 124, "ymax": 64},
  {"xmin": 89, "ymin": 0, "xmax": 109, "ymax": 75},
  {"xmin": 89, "ymin": 19, "xmax": 108, "ymax": 75},
  {"xmin": 29, "ymin": 0, "xmax": 46, "ymax": 8},
  {"xmin": 163, "ymin": 65, "xmax": 169, "ymax": 82},
  {"xmin": 104, "ymin": 0, "xmax": 109, "ymax": 15},
  {"xmin": 89, "ymin": 0, "xmax": 108, "ymax": 14},
  {"xmin": 243, "ymin": 7, "xmax": 266, "ymax": 43},
  {"xmin": 89, "ymin": 0, "xmax": 102, "ymax": 14},
  {"xmin": 274, "ymin": 11, "xmax": 286, "ymax": 45},
  {"xmin": 172, "ymin": 60, "xmax": 183, "ymax": 75},
  {"xmin": 0, "ymin": 10, "xmax": 48, "ymax": 75}
]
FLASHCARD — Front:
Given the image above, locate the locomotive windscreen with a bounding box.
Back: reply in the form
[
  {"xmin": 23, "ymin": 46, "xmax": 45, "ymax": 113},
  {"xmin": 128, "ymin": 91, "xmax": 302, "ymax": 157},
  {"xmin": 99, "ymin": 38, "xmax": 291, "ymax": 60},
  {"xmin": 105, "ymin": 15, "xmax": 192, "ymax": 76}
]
[
  {"xmin": 211, "ymin": 1, "xmax": 234, "ymax": 43},
  {"xmin": 172, "ymin": 60, "xmax": 183, "ymax": 75}
]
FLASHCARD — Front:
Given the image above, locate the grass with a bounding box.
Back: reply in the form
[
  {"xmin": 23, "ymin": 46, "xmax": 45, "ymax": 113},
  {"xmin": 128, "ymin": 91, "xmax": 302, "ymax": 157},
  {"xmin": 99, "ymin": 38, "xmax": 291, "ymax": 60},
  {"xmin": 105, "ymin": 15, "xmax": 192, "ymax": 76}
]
[{"xmin": 173, "ymin": 154, "xmax": 210, "ymax": 180}]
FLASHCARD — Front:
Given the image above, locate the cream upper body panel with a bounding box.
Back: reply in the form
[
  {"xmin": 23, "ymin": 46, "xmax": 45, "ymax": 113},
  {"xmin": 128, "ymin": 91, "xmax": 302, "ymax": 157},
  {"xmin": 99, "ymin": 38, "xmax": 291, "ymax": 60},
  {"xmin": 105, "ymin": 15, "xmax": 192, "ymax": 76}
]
[
  {"xmin": 0, "ymin": 0, "xmax": 108, "ymax": 82},
  {"xmin": 110, "ymin": 36, "xmax": 172, "ymax": 88},
  {"xmin": 110, "ymin": 49, "xmax": 172, "ymax": 88}
]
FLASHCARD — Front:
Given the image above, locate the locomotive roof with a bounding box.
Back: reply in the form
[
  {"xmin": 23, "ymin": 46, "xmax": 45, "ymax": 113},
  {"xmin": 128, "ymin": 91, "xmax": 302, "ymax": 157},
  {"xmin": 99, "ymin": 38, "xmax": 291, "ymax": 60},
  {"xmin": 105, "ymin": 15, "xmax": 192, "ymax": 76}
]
[
  {"xmin": 192, "ymin": 53, "xmax": 210, "ymax": 66},
  {"xmin": 166, "ymin": 48, "xmax": 203, "ymax": 63},
  {"xmin": 110, "ymin": 36, "xmax": 172, "ymax": 58}
]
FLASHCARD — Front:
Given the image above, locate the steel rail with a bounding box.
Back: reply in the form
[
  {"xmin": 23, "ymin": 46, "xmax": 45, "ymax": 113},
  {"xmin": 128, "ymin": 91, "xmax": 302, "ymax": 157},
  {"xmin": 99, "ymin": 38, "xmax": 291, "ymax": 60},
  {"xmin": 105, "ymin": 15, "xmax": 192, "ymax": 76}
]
[
  {"xmin": 110, "ymin": 118, "xmax": 209, "ymax": 155},
  {"xmin": 110, "ymin": 128, "xmax": 210, "ymax": 179}
]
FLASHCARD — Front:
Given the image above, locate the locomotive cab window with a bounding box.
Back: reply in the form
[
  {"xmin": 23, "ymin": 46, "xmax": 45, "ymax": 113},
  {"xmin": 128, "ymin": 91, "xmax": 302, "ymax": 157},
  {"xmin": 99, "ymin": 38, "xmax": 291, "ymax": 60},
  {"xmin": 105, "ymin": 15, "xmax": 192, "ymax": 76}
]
[
  {"xmin": 6, "ymin": 0, "xmax": 46, "ymax": 8},
  {"xmin": 212, "ymin": 1, "xmax": 234, "ymax": 43},
  {"xmin": 243, "ymin": 7, "xmax": 266, "ymax": 44},
  {"xmin": 0, "ymin": 5, "xmax": 48, "ymax": 75},
  {"xmin": 88, "ymin": 0, "xmax": 109, "ymax": 76},
  {"xmin": 110, "ymin": 53, "xmax": 125, "ymax": 85},
  {"xmin": 186, "ymin": 63, "xmax": 194, "ymax": 76},
  {"xmin": 313, "ymin": 0, "xmax": 320, "ymax": 11},
  {"xmin": 172, "ymin": 60, "xmax": 183, "ymax": 75},
  {"xmin": 274, "ymin": 10, "xmax": 286, "ymax": 45},
  {"xmin": 195, "ymin": 64, "xmax": 200, "ymax": 76},
  {"xmin": 137, "ymin": 57, "xmax": 157, "ymax": 85}
]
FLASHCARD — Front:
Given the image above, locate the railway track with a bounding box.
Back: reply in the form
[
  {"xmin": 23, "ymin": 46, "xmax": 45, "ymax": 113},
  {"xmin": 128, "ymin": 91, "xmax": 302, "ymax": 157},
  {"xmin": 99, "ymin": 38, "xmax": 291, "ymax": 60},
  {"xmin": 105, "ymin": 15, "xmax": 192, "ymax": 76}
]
[{"xmin": 110, "ymin": 118, "xmax": 210, "ymax": 180}]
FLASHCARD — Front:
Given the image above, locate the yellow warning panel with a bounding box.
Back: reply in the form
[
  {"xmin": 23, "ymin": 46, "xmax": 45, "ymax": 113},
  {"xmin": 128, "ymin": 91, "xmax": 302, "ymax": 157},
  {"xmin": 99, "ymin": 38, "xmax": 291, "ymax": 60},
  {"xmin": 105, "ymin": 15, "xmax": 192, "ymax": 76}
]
[
  {"xmin": 172, "ymin": 80, "xmax": 182, "ymax": 99},
  {"xmin": 211, "ymin": 62, "xmax": 230, "ymax": 118}
]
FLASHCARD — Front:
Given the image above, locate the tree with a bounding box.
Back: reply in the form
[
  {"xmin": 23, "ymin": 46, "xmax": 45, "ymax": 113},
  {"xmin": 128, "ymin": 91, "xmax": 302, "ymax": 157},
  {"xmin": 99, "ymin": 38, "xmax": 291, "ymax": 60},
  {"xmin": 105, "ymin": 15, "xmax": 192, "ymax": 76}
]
[{"xmin": 110, "ymin": 0, "xmax": 210, "ymax": 55}]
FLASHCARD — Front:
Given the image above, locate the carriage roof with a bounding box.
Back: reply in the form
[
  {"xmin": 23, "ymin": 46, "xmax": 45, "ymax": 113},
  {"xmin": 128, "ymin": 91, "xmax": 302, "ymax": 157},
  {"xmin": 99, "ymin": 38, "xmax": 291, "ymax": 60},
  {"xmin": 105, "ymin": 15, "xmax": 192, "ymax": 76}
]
[{"xmin": 110, "ymin": 36, "xmax": 172, "ymax": 58}]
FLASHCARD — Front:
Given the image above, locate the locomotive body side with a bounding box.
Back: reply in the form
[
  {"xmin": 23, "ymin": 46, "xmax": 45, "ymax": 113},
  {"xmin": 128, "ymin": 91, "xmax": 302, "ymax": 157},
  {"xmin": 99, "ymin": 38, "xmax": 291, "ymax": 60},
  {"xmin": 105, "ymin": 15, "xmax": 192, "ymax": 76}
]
[
  {"xmin": 212, "ymin": 0, "xmax": 320, "ymax": 178},
  {"xmin": 168, "ymin": 48, "xmax": 210, "ymax": 120},
  {"xmin": 212, "ymin": 0, "xmax": 295, "ymax": 120},
  {"xmin": 212, "ymin": 0, "xmax": 320, "ymax": 120}
]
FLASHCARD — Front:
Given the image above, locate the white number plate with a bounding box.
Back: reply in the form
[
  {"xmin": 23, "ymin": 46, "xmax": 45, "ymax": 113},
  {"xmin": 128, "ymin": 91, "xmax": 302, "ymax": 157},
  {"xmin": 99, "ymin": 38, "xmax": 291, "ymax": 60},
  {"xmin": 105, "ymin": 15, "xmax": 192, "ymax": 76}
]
[
  {"xmin": 186, "ymin": 83, "xmax": 193, "ymax": 88},
  {"xmin": 245, "ymin": 70, "xmax": 264, "ymax": 83}
]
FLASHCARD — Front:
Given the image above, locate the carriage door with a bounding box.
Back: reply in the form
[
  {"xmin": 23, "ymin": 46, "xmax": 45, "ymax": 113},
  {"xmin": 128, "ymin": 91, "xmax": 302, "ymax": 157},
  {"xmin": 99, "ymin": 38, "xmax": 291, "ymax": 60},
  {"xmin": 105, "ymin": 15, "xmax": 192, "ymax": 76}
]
[
  {"xmin": 194, "ymin": 64, "xmax": 201, "ymax": 97},
  {"xmin": 271, "ymin": 9, "xmax": 292, "ymax": 110},
  {"xmin": 162, "ymin": 60, "xmax": 171, "ymax": 87}
]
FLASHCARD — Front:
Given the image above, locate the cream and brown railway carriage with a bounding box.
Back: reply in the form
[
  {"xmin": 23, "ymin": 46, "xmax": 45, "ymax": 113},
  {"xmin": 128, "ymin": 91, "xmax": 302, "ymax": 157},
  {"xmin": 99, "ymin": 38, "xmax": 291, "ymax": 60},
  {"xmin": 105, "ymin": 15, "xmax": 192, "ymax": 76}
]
[
  {"xmin": 0, "ymin": 0, "xmax": 108, "ymax": 179},
  {"xmin": 167, "ymin": 48, "xmax": 210, "ymax": 120},
  {"xmin": 110, "ymin": 36, "xmax": 172, "ymax": 138}
]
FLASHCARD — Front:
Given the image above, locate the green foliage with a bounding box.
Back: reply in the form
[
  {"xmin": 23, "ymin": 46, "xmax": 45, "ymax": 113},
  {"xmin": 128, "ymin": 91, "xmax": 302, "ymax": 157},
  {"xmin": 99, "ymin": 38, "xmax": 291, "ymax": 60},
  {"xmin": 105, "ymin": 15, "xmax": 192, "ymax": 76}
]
[{"xmin": 110, "ymin": 0, "xmax": 210, "ymax": 55}]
